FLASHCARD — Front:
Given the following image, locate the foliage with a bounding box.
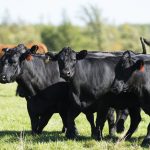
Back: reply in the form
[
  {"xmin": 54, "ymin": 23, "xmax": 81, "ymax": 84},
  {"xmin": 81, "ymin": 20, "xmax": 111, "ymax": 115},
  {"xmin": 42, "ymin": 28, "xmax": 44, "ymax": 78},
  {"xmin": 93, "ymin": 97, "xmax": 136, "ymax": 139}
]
[
  {"xmin": 0, "ymin": 25, "xmax": 42, "ymax": 46},
  {"xmin": 0, "ymin": 5, "xmax": 150, "ymax": 52},
  {"xmin": 0, "ymin": 23, "xmax": 150, "ymax": 52}
]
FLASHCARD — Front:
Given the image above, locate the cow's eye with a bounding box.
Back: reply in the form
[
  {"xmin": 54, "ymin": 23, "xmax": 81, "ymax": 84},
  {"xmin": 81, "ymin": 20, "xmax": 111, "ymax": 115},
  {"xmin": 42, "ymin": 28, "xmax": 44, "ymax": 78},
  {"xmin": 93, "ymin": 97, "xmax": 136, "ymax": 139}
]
[
  {"xmin": 72, "ymin": 58, "xmax": 76, "ymax": 61},
  {"xmin": 13, "ymin": 62, "xmax": 17, "ymax": 65}
]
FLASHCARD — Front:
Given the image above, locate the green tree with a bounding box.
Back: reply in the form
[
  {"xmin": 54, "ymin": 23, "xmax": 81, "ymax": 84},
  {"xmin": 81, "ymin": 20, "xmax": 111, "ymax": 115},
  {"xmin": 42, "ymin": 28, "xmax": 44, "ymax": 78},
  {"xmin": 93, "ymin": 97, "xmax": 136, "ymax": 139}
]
[{"xmin": 80, "ymin": 4, "xmax": 104, "ymax": 50}]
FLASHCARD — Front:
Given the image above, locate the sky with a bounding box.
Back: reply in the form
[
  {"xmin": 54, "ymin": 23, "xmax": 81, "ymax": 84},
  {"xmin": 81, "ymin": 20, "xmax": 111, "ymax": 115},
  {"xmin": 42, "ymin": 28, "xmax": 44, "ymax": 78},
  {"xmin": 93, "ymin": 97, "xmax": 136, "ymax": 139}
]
[{"xmin": 0, "ymin": 0, "xmax": 149, "ymax": 25}]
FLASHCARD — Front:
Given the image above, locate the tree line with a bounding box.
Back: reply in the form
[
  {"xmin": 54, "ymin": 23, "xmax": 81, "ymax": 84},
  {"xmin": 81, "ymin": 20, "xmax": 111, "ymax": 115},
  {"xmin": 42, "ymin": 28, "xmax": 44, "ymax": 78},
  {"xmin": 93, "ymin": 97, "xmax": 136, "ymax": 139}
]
[{"xmin": 0, "ymin": 5, "xmax": 150, "ymax": 52}]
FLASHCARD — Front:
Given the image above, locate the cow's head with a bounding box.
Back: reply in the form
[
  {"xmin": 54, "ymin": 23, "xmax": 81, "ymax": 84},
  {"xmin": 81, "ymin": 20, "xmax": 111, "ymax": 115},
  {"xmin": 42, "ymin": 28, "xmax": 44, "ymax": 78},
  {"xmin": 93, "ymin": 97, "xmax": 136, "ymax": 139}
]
[
  {"xmin": 49, "ymin": 47, "xmax": 87, "ymax": 80},
  {"xmin": 112, "ymin": 51, "xmax": 145, "ymax": 94},
  {"xmin": 0, "ymin": 44, "xmax": 38, "ymax": 83}
]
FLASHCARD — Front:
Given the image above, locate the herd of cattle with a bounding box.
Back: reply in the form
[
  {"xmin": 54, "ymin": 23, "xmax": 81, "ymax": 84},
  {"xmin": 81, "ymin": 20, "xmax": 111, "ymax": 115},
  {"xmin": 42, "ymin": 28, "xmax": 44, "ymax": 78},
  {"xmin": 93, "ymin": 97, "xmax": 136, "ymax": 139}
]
[{"xmin": 0, "ymin": 37, "xmax": 150, "ymax": 146}]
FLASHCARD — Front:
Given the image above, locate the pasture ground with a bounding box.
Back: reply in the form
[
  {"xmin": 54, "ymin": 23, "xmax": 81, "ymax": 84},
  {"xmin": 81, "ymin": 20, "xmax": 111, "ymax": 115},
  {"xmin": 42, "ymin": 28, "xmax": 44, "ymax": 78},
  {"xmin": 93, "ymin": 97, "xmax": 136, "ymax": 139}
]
[{"xmin": 0, "ymin": 83, "xmax": 149, "ymax": 150}]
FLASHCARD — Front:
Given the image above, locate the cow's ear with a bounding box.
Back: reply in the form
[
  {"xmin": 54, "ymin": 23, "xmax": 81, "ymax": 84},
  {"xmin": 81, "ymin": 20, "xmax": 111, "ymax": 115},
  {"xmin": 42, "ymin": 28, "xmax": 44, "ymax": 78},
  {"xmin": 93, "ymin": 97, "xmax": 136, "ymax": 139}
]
[
  {"xmin": 25, "ymin": 45, "xmax": 38, "ymax": 61},
  {"xmin": 122, "ymin": 51, "xmax": 131, "ymax": 60},
  {"xmin": 135, "ymin": 59, "xmax": 145, "ymax": 72},
  {"xmin": 30, "ymin": 45, "xmax": 39, "ymax": 54},
  {"xmin": 46, "ymin": 52, "xmax": 58, "ymax": 61},
  {"xmin": 76, "ymin": 50, "xmax": 87, "ymax": 60},
  {"xmin": 2, "ymin": 48, "xmax": 8, "ymax": 52},
  {"xmin": 2, "ymin": 48, "xmax": 6, "ymax": 52}
]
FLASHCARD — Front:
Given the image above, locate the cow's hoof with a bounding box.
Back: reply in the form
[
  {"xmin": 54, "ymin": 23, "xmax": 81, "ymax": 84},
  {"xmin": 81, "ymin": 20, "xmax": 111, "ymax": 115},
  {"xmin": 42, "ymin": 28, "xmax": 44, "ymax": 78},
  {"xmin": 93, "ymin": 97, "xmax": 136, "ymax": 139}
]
[
  {"xmin": 31, "ymin": 129, "xmax": 42, "ymax": 135},
  {"xmin": 91, "ymin": 129, "xmax": 97, "ymax": 139},
  {"xmin": 31, "ymin": 131, "xmax": 37, "ymax": 136},
  {"xmin": 36, "ymin": 130, "xmax": 42, "ymax": 134},
  {"xmin": 117, "ymin": 121, "xmax": 125, "ymax": 133},
  {"xmin": 93, "ymin": 133, "xmax": 103, "ymax": 141},
  {"xmin": 62, "ymin": 127, "xmax": 67, "ymax": 133},
  {"xmin": 66, "ymin": 131, "xmax": 77, "ymax": 139},
  {"xmin": 117, "ymin": 126, "xmax": 125, "ymax": 133},
  {"xmin": 95, "ymin": 136, "xmax": 102, "ymax": 141},
  {"xmin": 91, "ymin": 133, "xmax": 97, "ymax": 139},
  {"xmin": 141, "ymin": 138, "xmax": 150, "ymax": 147},
  {"xmin": 75, "ymin": 128, "xmax": 79, "ymax": 136}
]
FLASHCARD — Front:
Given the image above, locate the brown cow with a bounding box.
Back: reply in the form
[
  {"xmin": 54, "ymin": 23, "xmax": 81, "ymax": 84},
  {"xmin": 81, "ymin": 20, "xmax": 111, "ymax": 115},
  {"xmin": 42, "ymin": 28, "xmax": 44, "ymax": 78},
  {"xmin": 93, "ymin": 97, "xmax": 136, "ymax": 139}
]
[
  {"xmin": 27, "ymin": 42, "xmax": 48, "ymax": 54},
  {"xmin": 0, "ymin": 43, "xmax": 48, "ymax": 57}
]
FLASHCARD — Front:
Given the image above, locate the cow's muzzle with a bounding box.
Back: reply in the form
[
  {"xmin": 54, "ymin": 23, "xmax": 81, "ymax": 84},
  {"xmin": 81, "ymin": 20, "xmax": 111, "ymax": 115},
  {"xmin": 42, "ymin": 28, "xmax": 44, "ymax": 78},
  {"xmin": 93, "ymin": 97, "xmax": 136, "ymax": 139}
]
[{"xmin": 0, "ymin": 74, "xmax": 8, "ymax": 83}]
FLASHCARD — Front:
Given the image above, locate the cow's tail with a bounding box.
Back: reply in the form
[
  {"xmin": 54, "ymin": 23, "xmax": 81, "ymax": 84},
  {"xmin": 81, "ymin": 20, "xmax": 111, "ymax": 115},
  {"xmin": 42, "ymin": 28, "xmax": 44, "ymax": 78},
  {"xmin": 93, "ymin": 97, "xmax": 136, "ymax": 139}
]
[{"xmin": 140, "ymin": 37, "xmax": 147, "ymax": 54}]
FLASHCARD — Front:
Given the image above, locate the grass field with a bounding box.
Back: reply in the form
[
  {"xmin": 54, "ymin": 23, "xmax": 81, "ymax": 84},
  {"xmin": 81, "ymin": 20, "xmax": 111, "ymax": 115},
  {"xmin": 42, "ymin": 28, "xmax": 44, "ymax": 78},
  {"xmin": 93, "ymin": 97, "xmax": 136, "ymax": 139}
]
[{"xmin": 0, "ymin": 83, "xmax": 149, "ymax": 150}]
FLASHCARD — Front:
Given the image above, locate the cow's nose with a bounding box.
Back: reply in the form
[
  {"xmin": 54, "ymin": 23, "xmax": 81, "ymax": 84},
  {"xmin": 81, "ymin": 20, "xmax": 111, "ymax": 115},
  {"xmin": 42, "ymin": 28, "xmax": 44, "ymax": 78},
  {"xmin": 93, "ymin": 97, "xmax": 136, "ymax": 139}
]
[
  {"xmin": 1, "ymin": 75, "xmax": 6, "ymax": 81},
  {"xmin": 66, "ymin": 71, "xmax": 71, "ymax": 76}
]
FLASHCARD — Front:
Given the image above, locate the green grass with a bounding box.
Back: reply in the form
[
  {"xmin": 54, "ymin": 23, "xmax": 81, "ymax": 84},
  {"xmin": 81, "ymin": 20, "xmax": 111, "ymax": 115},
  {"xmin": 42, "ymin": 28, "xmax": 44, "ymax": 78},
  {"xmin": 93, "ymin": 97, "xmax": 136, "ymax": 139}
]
[{"xmin": 0, "ymin": 83, "xmax": 149, "ymax": 150}]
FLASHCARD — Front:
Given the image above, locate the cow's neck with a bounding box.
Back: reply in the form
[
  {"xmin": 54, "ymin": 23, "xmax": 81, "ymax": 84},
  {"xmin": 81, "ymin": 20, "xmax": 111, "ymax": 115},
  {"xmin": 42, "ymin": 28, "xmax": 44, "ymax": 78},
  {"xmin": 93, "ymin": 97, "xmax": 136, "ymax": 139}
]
[
  {"xmin": 16, "ymin": 57, "xmax": 63, "ymax": 96},
  {"xmin": 16, "ymin": 58, "xmax": 53, "ymax": 96}
]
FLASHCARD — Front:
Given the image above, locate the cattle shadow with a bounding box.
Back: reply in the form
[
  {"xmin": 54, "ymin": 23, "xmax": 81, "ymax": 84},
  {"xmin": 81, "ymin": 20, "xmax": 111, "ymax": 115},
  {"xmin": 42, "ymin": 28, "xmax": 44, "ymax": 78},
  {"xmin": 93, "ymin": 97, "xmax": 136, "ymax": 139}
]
[
  {"xmin": 0, "ymin": 130, "xmax": 147, "ymax": 147},
  {"xmin": 103, "ymin": 135, "xmax": 118, "ymax": 142},
  {"xmin": 0, "ymin": 130, "xmax": 91, "ymax": 143},
  {"xmin": 0, "ymin": 130, "xmax": 65, "ymax": 143},
  {"xmin": 105, "ymin": 135, "xmax": 148, "ymax": 147},
  {"xmin": 124, "ymin": 136, "xmax": 149, "ymax": 148},
  {"xmin": 104, "ymin": 135, "xmax": 145, "ymax": 142},
  {"xmin": 103, "ymin": 135, "xmax": 147, "ymax": 147}
]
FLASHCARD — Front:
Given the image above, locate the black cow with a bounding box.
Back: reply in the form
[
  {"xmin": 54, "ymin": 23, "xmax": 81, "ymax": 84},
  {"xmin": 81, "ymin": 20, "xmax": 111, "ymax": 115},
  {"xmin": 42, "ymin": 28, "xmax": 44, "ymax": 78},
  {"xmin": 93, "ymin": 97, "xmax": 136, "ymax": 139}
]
[
  {"xmin": 0, "ymin": 45, "xmax": 69, "ymax": 134},
  {"xmin": 0, "ymin": 44, "xmax": 117, "ymax": 138},
  {"xmin": 49, "ymin": 47, "xmax": 141, "ymax": 140},
  {"xmin": 75, "ymin": 50, "xmax": 131, "ymax": 134},
  {"xmin": 0, "ymin": 44, "xmax": 73, "ymax": 134},
  {"xmin": 45, "ymin": 50, "xmax": 130, "ymax": 134},
  {"xmin": 111, "ymin": 50, "xmax": 150, "ymax": 146},
  {"xmin": 88, "ymin": 47, "xmax": 147, "ymax": 134}
]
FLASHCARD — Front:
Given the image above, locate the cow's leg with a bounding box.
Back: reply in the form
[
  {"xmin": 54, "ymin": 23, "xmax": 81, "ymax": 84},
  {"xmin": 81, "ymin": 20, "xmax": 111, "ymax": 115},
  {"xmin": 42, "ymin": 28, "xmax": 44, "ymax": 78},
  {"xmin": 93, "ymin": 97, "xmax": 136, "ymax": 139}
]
[
  {"xmin": 141, "ymin": 123, "xmax": 150, "ymax": 146},
  {"xmin": 95, "ymin": 107, "xmax": 109, "ymax": 140},
  {"xmin": 123, "ymin": 107, "xmax": 141, "ymax": 140},
  {"xmin": 60, "ymin": 111, "xmax": 79, "ymax": 134},
  {"xmin": 65, "ymin": 108, "xmax": 80, "ymax": 139},
  {"xmin": 29, "ymin": 113, "xmax": 39, "ymax": 134},
  {"xmin": 37, "ymin": 113, "xmax": 53, "ymax": 134},
  {"xmin": 27, "ymin": 103, "xmax": 39, "ymax": 134},
  {"xmin": 116, "ymin": 109, "xmax": 128, "ymax": 133},
  {"xmin": 85, "ymin": 113, "xmax": 96, "ymax": 138},
  {"xmin": 59, "ymin": 112, "xmax": 68, "ymax": 133},
  {"xmin": 107, "ymin": 108, "xmax": 116, "ymax": 136}
]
